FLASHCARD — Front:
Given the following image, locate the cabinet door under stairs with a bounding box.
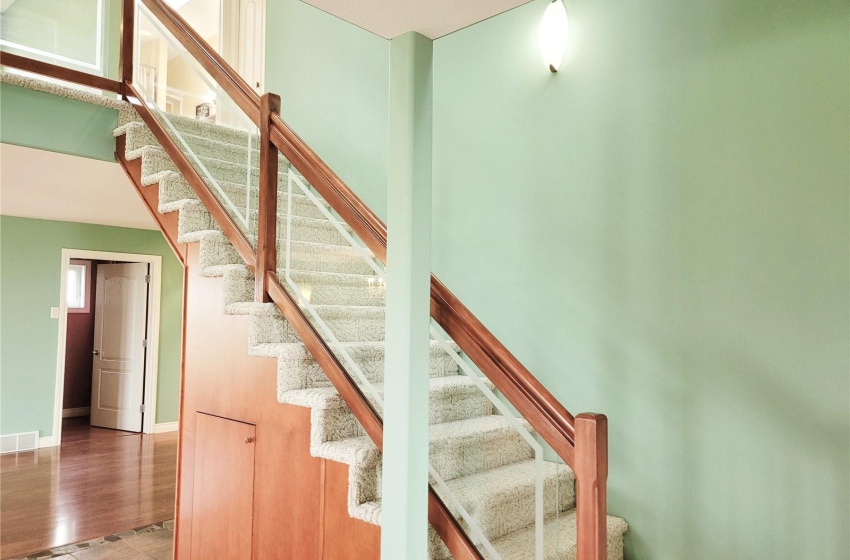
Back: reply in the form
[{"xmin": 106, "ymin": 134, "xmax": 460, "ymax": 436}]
[{"xmin": 190, "ymin": 412, "xmax": 256, "ymax": 560}]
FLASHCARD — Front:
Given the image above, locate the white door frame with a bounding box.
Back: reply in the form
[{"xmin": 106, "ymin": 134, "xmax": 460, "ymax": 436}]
[
  {"xmin": 221, "ymin": 0, "xmax": 266, "ymax": 92},
  {"xmin": 52, "ymin": 249, "xmax": 163, "ymax": 447}
]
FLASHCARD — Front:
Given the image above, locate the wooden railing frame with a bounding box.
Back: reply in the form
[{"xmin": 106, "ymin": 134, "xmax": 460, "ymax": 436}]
[
  {"xmin": 255, "ymin": 93, "xmax": 281, "ymax": 302},
  {"xmin": 0, "ymin": 52, "xmax": 123, "ymax": 93},
  {"xmin": 2, "ymin": 1, "xmax": 609, "ymax": 555},
  {"xmin": 119, "ymin": 0, "xmax": 134, "ymax": 99}
]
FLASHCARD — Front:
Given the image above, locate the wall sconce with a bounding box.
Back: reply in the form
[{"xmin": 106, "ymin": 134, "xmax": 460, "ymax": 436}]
[{"xmin": 539, "ymin": 0, "xmax": 569, "ymax": 72}]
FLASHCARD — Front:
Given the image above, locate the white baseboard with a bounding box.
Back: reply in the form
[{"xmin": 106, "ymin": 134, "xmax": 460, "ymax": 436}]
[
  {"xmin": 153, "ymin": 422, "xmax": 178, "ymax": 433},
  {"xmin": 62, "ymin": 407, "xmax": 91, "ymax": 418},
  {"xmin": 39, "ymin": 435, "xmax": 56, "ymax": 448}
]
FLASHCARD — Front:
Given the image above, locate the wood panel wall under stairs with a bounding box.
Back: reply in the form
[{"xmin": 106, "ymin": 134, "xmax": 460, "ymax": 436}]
[{"xmin": 118, "ymin": 145, "xmax": 381, "ymax": 559}]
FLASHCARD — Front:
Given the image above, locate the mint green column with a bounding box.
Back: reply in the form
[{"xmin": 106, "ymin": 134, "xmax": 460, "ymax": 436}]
[{"xmin": 380, "ymin": 31, "xmax": 433, "ymax": 560}]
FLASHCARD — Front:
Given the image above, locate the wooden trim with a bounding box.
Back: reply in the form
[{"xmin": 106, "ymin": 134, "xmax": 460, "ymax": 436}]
[
  {"xmin": 575, "ymin": 413, "xmax": 608, "ymax": 560},
  {"xmin": 428, "ymin": 488, "xmax": 484, "ymax": 560},
  {"xmin": 269, "ymin": 115, "xmax": 388, "ymax": 263},
  {"xmin": 430, "ymin": 277, "xmax": 577, "ymax": 465},
  {"xmin": 119, "ymin": 0, "xmax": 135, "ymax": 98},
  {"xmin": 265, "ymin": 272, "xmax": 383, "ymax": 444},
  {"xmin": 0, "ymin": 52, "xmax": 122, "ymax": 93},
  {"xmin": 115, "ymin": 135, "xmax": 187, "ymax": 266},
  {"xmin": 139, "ymin": 0, "xmax": 260, "ymax": 123},
  {"xmin": 255, "ymin": 93, "xmax": 280, "ymax": 302},
  {"xmin": 123, "ymin": 81, "xmax": 256, "ymax": 270}
]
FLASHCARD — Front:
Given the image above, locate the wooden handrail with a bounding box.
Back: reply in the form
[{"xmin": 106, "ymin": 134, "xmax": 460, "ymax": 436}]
[
  {"xmin": 139, "ymin": 0, "xmax": 260, "ymax": 124},
  {"xmin": 123, "ymin": 81, "xmax": 257, "ymax": 269},
  {"xmin": 0, "ymin": 52, "xmax": 122, "ymax": 93}
]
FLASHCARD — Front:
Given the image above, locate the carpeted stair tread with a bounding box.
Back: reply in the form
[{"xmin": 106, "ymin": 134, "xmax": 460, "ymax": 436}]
[
  {"xmin": 249, "ymin": 338, "xmax": 461, "ymax": 392},
  {"xmin": 192, "ymin": 229, "xmax": 375, "ymax": 277},
  {"xmin": 279, "ymin": 374, "xmax": 493, "ymax": 412},
  {"xmin": 135, "ymin": 143, "xmax": 292, "ymax": 188},
  {"xmin": 428, "ymin": 415, "xmax": 537, "ymax": 482},
  {"xmin": 438, "ymin": 458, "xmax": 575, "ymax": 543},
  {"xmin": 485, "ymin": 510, "xmax": 629, "ymax": 560},
  {"xmin": 176, "ymin": 199, "xmax": 354, "ymax": 247}
]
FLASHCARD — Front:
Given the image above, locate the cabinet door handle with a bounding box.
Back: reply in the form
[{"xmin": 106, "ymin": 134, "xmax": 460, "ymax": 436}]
[{"xmin": 245, "ymin": 437, "xmax": 254, "ymax": 444}]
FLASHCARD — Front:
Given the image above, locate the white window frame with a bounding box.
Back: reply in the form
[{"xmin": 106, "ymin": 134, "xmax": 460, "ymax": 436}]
[{"xmin": 67, "ymin": 259, "xmax": 92, "ymax": 314}]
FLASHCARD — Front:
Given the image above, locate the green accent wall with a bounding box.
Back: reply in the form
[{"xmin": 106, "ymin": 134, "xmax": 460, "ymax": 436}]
[
  {"xmin": 0, "ymin": 217, "xmax": 184, "ymax": 435},
  {"xmin": 0, "ymin": 83, "xmax": 119, "ymax": 162},
  {"xmin": 264, "ymin": 0, "xmax": 390, "ymax": 219},
  {"xmin": 431, "ymin": 1, "xmax": 849, "ymax": 559}
]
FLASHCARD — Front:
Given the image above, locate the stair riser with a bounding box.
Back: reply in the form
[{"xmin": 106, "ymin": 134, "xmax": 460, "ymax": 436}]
[
  {"xmin": 178, "ymin": 203, "xmax": 351, "ymax": 248},
  {"xmin": 275, "ymin": 350, "xmax": 459, "ymax": 392},
  {"xmin": 281, "ymin": 277, "xmax": 384, "ymax": 307},
  {"xmin": 250, "ymin": 311, "xmax": 393, "ymax": 347},
  {"xmin": 455, "ymin": 469, "xmax": 575, "ymax": 544},
  {"xmin": 302, "ymin": 390, "xmax": 495, "ymax": 445},
  {"xmin": 142, "ymin": 148, "xmax": 291, "ymax": 189},
  {"xmin": 250, "ymin": 313, "xmax": 301, "ymax": 345},
  {"xmin": 124, "ymin": 125, "xmax": 160, "ymax": 153},
  {"xmin": 177, "ymin": 133, "xmax": 261, "ymax": 168},
  {"xmin": 168, "ymin": 113, "xmax": 259, "ymax": 146},
  {"xmin": 155, "ymin": 172, "xmax": 328, "ymax": 221},
  {"xmin": 197, "ymin": 234, "xmax": 372, "ymax": 276},
  {"xmin": 429, "ymin": 429, "xmax": 535, "ymax": 483},
  {"xmin": 306, "ymin": 312, "xmax": 385, "ymax": 343}
]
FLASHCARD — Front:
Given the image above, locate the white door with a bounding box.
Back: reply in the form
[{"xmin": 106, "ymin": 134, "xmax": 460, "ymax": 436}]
[
  {"xmin": 222, "ymin": 0, "xmax": 265, "ymax": 93},
  {"xmin": 90, "ymin": 263, "xmax": 150, "ymax": 432}
]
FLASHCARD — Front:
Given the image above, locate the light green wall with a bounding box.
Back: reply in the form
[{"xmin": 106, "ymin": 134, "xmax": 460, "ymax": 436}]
[
  {"xmin": 264, "ymin": 0, "xmax": 389, "ymax": 219},
  {"xmin": 0, "ymin": 83, "xmax": 119, "ymax": 161},
  {"xmin": 0, "ymin": 216, "xmax": 184, "ymax": 435},
  {"xmin": 432, "ymin": 1, "xmax": 848, "ymax": 559}
]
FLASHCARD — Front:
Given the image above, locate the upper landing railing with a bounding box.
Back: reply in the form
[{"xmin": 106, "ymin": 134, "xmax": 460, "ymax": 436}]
[{"xmin": 0, "ymin": 2, "xmax": 609, "ymax": 558}]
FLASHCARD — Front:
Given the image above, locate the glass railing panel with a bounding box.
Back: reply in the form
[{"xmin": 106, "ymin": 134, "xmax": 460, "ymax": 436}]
[
  {"xmin": 135, "ymin": 3, "xmax": 258, "ymax": 245},
  {"xmin": 274, "ymin": 155, "xmax": 566, "ymax": 559},
  {"xmin": 0, "ymin": 0, "xmax": 118, "ymax": 88},
  {"xmin": 278, "ymin": 164, "xmax": 387, "ymax": 417},
  {"xmin": 428, "ymin": 321, "xmax": 561, "ymax": 560}
]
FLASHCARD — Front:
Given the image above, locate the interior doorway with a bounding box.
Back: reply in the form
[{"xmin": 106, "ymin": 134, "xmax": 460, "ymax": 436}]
[{"xmin": 53, "ymin": 249, "xmax": 164, "ymax": 447}]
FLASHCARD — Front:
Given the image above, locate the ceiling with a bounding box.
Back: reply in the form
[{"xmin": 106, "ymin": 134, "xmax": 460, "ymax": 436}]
[
  {"xmin": 302, "ymin": 0, "xmax": 533, "ymax": 39},
  {"xmin": 0, "ymin": 144, "xmax": 158, "ymax": 230}
]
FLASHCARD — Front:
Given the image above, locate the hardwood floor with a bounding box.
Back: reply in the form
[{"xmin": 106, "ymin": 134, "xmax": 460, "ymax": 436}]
[{"xmin": 0, "ymin": 418, "xmax": 178, "ymax": 559}]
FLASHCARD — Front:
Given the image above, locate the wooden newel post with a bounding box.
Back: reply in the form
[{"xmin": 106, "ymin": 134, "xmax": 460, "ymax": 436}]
[
  {"xmin": 119, "ymin": 0, "xmax": 135, "ymax": 99},
  {"xmin": 575, "ymin": 413, "xmax": 608, "ymax": 560},
  {"xmin": 255, "ymin": 92, "xmax": 281, "ymax": 302}
]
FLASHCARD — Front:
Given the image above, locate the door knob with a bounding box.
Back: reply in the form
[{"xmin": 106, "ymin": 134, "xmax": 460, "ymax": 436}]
[
  {"xmin": 92, "ymin": 349, "xmax": 99, "ymax": 355},
  {"xmin": 245, "ymin": 437, "xmax": 254, "ymax": 444}
]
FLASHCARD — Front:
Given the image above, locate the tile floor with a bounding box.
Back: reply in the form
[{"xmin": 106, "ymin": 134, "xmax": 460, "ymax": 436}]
[{"xmin": 8, "ymin": 521, "xmax": 174, "ymax": 560}]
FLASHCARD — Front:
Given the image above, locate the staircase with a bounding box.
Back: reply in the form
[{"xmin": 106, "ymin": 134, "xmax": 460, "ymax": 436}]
[
  {"xmin": 1, "ymin": 4, "xmax": 629, "ymax": 552},
  {"xmin": 106, "ymin": 90, "xmax": 629, "ymax": 558}
]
